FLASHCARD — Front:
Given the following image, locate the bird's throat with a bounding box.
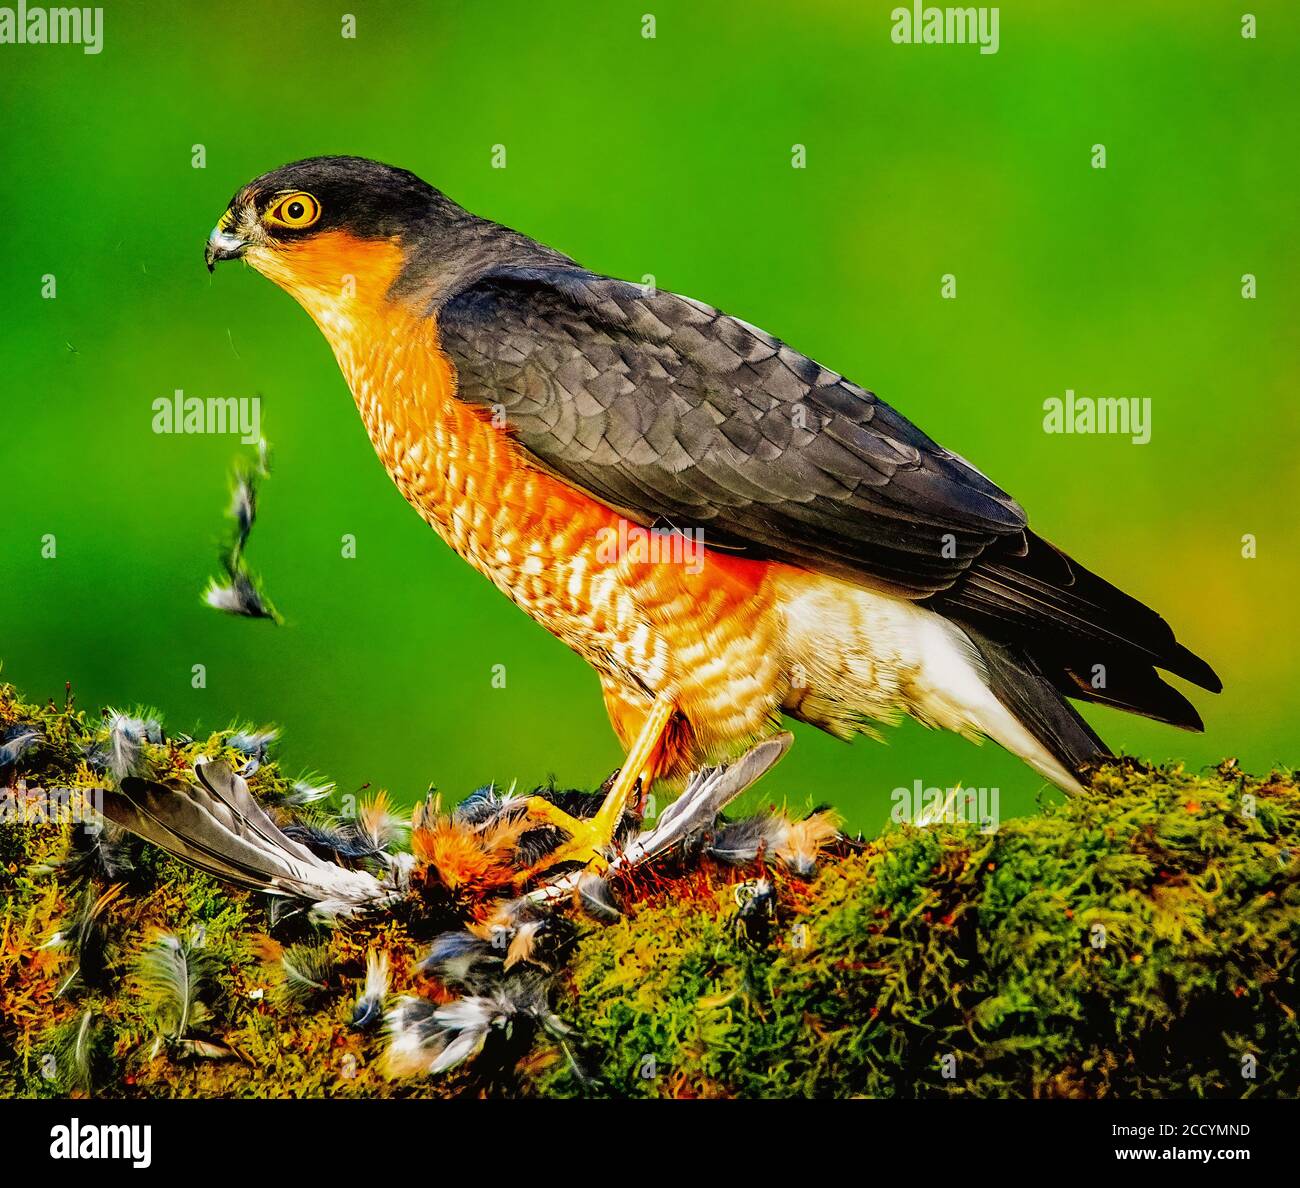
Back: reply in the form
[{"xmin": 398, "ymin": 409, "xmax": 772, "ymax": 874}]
[{"xmin": 248, "ymin": 232, "xmax": 411, "ymax": 357}]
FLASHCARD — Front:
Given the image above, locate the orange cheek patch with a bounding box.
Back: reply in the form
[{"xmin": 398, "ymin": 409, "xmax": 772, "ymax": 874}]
[{"xmin": 247, "ymin": 231, "xmax": 406, "ymax": 317}]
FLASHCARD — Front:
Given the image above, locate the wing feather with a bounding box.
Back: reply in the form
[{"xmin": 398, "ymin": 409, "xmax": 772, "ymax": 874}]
[
  {"xmin": 439, "ymin": 267, "xmax": 1024, "ymax": 600},
  {"xmin": 436, "ymin": 265, "xmax": 1218, "ymax": 696}
]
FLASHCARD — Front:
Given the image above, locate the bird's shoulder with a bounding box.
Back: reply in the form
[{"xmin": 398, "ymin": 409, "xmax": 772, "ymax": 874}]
[
  {"xmin": 440, "ymin": 265, "xmax": 1017, "ymax": 508},
  {"xmin": 434, "ymin": 261, "xmax": 1025, "ymax": 596}
]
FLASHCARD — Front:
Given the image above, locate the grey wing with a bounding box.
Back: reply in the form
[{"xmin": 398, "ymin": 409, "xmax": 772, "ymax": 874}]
[{"xmin": 437, "ymin": 266, "xmax": 1027, "ymax": 599}]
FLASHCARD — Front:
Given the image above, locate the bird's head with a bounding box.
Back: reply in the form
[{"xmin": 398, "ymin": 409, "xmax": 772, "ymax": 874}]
[
  {"xmin": 208, "ymin": 155, "xmax": 572, "ymax": 349},
  {"xmin": 205, "ymin": 156, "xmax": 464, "ymax": 321}
]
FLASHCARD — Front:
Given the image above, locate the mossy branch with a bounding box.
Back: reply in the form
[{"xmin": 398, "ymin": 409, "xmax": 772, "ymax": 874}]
[{"xmin": 0, "ymin": 681, "xmax": 1296, "ymax": 1099}]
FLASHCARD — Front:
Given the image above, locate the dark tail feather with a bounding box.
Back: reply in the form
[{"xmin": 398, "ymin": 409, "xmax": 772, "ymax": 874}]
[
  {"xmin": 963, "ymin": 624, "xmax": 1113, "ymax": 781},
  {"xmin": 1165, "ymin": 642, "xmax": 1222, "ymax": 694},
  {"xmin": 942, "ymin": 532, "xmax": 1223, "ymax": 695},
  {"xmin": 1051, "ymin": 652, "xmax": 1205, "ymax": 731}
]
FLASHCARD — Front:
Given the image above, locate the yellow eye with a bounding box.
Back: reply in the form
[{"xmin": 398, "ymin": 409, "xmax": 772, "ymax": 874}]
[{"xmin": 265, "ymin": 191, "xmax": 320, "ymax": 229}]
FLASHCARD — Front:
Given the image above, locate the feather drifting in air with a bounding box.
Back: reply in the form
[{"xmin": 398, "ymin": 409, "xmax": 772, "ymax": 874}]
[{"xmin": 203, "ymin": 441, "xmax": 282, "ymax": 623}]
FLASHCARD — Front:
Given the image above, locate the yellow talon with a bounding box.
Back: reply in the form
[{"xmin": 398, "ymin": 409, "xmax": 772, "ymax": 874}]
[{"xmin": 514, "ymin": 695, "xmax": 676, "ymax": 885}]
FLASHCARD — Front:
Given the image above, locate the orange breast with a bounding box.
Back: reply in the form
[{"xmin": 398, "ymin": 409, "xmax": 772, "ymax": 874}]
[{"xmin": 277, "ymin": 236, "xmax": 787, "ymax": 778}]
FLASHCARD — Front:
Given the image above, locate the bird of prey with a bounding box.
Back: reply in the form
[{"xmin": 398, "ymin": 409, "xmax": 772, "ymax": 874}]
[{"xmin": 205, "ymin": 156, "xmax": 1220, "ymax": 879}]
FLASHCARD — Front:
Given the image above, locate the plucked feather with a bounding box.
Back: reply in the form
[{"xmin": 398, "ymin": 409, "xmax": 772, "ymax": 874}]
[
  {"xmin": 46, "ymin": 1008, "xmax": 105, "ymax": 1096},
  {"xmin": 51, "ymin": 883, "xmax": 123, "ymax": 996},
  {"xmin": 351, "ymin": 948, "xmax": 390, "ymax": 1030},
  {"xmin": 204, "ymin": 570, "xmax": 278, "ymax": 620},
  {"xmin": 574, "ymin": 872, "xmax": 621, "ymax": 922},
  {"xmin": 707, "ymin": 807, "xmax": 840, "ymax": 875},
  {"xmin": 226, "ymin": 729, "xmax": 278, "ymax": 774},
  {"xmin": 132, "ymin": 933, "xmax": 218, "ymax": 1046},
  {"xmin": 93, "ymin": 710, "xmax": 162, "ymax": 781},
  {"xmin": 274, "ymin": 942, "xmax": 336, "ymax": 1007},
  {"xmin": 103, "ymin": 760, "xmax": 400, "ymax": 919},
  {"xmin": 204, "ymin": 446, "xmax": 282, "ymax": 623},
  {"xmin": 0, "ymin": 726, "xmax": 41, "ymax": 769},
  {"xmin": 282, "ymin": 777, "xmax": 336, "ymax": 807},
  {"xmin": 61, "ymin": 820, "xmax": 136, "ymax": 883}
]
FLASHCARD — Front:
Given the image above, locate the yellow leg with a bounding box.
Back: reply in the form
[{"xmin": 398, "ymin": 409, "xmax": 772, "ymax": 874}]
[{"xmin": 514, "ymin": 697, "xmax": 676, "ymax": 884}]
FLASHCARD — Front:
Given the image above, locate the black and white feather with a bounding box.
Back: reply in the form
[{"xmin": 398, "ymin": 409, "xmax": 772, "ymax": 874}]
[
  {"xmin": 383, "ymin": 974, "xmax": 567, "ymax": 1078},
  {"xmin": 88, "ymin": 711, "xmax": 162, "ymax": 781},
  {"xmin": 351, "ymin": 949, "xmax": 390, "ymax": 1030},
  {"xmin": 203, "ymin": 446, "xmax": 282, "ymax": 623},
  {"xmin": 0, "ymin": 726, "xmax": 41, "ymax": 770},
  {"xmin": 101, "ymin": 758, "xmax": 403, "ymax": 920}
]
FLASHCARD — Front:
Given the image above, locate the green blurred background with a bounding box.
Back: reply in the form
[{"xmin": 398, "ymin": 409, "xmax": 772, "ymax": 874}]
[{"xmin": 2, "ymin": 1, "xmax": 1297, "ymax": 833}]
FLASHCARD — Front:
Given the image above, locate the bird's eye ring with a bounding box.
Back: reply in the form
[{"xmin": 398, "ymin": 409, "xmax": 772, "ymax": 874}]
[{"xmin": 265, "ymin": 191, "xmax": 321, "ymax": 230}]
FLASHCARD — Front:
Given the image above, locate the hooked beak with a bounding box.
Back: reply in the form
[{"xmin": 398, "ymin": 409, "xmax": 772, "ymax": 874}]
[{"xmin": 205, "ymin": 227, "xmax": 248, "ymax": 272}]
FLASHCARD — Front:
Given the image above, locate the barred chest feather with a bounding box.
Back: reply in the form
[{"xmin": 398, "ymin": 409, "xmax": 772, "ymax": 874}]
[
  {"xmin": 337, "ymin": 320, "xmax": 643, "ymax": 665},
  {"xmin": 300, "ymin": 293, "xmax": 1034, "ymax": 783},
  {"xmin": 326, "ymin": 313, "xmax": 791, "ymax": 766}
]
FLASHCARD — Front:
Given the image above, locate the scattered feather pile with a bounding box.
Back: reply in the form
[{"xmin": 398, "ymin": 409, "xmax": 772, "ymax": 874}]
[
  {"xmin": 383, "ymin": 975, "xmax": 568, "ymax": 1078},
  {"xmin": 2, "ymin": 676, "xmax": 1295, "ymax": 1099},
  {"xmin": 0, "ymin": 683, "xmax": 842, "ymax": 1089}
]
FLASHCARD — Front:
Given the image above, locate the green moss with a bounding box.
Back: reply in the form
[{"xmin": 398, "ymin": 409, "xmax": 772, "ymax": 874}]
[
  {"xmin": 538, "ymin": 762, "xmax": 1300, "ymax": 1099},
  {"xmin": 2, "ymin": 681, "xmax": 1297, "ymax": 1098}
]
